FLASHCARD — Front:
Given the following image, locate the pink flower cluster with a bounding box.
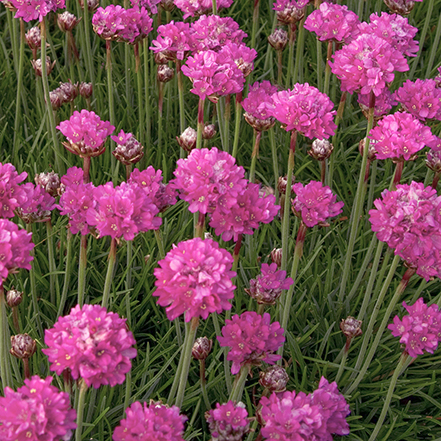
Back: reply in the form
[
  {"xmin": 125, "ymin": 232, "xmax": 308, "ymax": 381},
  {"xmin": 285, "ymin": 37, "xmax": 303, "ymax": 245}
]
[
  {"xmin": 206, "ymin": 401, "xmax": 250, "ymax": 441},
  {"xmin": 153, "ymin": 238, "xmax": 236, "ymax": 321},
  {"xmin": 0, "ymin": 162, "xmax": 28, "ymax": 218},
  {"xmin": 16, "ymin": 183, "xmax": 56, "ymax": 224},
  {"xmin": 218, "ymin": 311, "xmax": 285, "ymax": 374},
  {"xmin": 357, "ymin": 88, "xmax": 397, "ymax": 119},
  {"xmin": 0, "ymin": 219, "xmax": 34, "ymax": 285},
  {"xmin": 174, "ymin": 0, "xmax": 233, "ymax": 19},
  {"xmin": 113, "ymin": 401, "xmax": 187, "ymax": 441},
  {"xmin": 271, "ymin": 84, "xmax": 336, "ymax": 139},
  {"xmin": 369, "ymin": 181, "xmax": 441, "ymax": 281},
  {"xmin": 273, "ymin": 0, "xmax": 310, "ymax": 24},
  {"xmin": 260, "ymin": 377, "xmax": 350, "ymax": 441},
  {"xmin": 9, "ymin": 0, "xmax": 65, "ymax": 22},
  {"xmin": 43, "ymin": 304, "xmax": 137, "ymax": 388},
  {"xmin": 150, "ymin": 21, "xmax": 193, "ymax": 61},
  {"xmin": 247, "ymin": 262, "xmax": 293, "ymax": 305},
  {"xmin": 0, "ymin": 376, "xmax": 76, "ymax": 441},
  {"xmin": 368, "ymin": 112, "xmax": 436, "ymax": 161},
  {"xmin": 292, "ymin": 181, "xmax": 344, "ymax": 227},
  {"xmin": 304, "ymin": 2, "xmax": 359, "ymax": 42},
  {"xmin": 57, "ymin": 110, "xmax": 114, "ymax": 157},
  {"xmin": 389, "ymin": 298, "xmax": 441, "ymax": 358},
  {"xmin": 394, "ymin": 79, "xmax": 441, "ymax": 122}
]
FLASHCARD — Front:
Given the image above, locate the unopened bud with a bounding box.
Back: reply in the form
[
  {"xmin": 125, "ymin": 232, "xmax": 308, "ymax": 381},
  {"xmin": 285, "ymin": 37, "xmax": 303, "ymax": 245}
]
[
  {"xmin": 308, "ymin": 139, "xmax": 334, "ymax": 161},
  {"xmin": 57, "ymin": 11, "xmax": 81, "ymax": 32},
  {"xmin": 192, "ymin": 337, "xmax": 212, "ymax": 360},
  {"xmin": 50, "ymin": 90, "xmax": 63, "ymax": 110},
  {"xmin": 157, "ymin": 65, "xmax": 174, "ymax": 83},
  {"xmin": 268, "ymin": 28, "xmax": 288, "ymax": 51},
  {"xmin": 25, "ymin": 27, "xmax": 41, "ymax": 51},
  {"xmin": 244, "ymin": 113, "xmax": 276, "ymax": 132},
  {"xmin": 112, "ymin": 136, "xmax": 144, "ymax": 166},
  {"xmin": 177, "ymin": 127, "xmax": 197, "ymax": 152},
  {"xmin": 384, "ymin": 0, "xmax": 415, "ymax": 15},
  {"xmin": 359, "ymin": 138, "xmax": 377, "ymax": 162},
  {"xmin": 154, "ymin": 52, "xmax": 170, "ymax": 65},
  {"xmin": 10, "ymin": 334, "xmax": 37, "ymax": 359},
  {"xmin": 58, "ymin": 81, "xmax": 79, "ymax": 102},
  {"xmin": 35, "ymin": 171, "xmax": 61, "ymax": 197},
  {"xmin": 277, "ymin": 6, "xmax": 304, "ymax": 26},
  {"xmin": 340, "ymin": 316, "xmax": 362, "ymax": 340},
  {"xmin": 79, "ymin": 82, "xmax": 93, "ymax": 99},
  {"xmin": 277, "ymin": 175, "xmax": 294, "ymax": 195},
  {"xmin": 31, "ymin": 56, "xmax": 56, "ymax": 77},
  {"xmin": 259, "ymin": 365, "xmax": 289, "ymax": 393},
  {"xmin": 6, "ymin": 289, "xmax": 23, "ymax": 308},
  {"xmin": 426, "ymin": 149, "xmax": 441, "ymax": 173},
  {"xmin": 270, "ymin": 248, "xmax": 282, "ymax": 267},
  {"xmin": 202, "ymin": 124, "xmax": 216, "ymax": 140}
]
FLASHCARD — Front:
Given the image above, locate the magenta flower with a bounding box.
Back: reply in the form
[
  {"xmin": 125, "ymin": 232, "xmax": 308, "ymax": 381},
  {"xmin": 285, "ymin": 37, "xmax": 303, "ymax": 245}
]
[
  {"xmin": 206, "ymin": 401, "xmax": 250, "ymax": 441},
  {"xmin": 270, "ymin": 84, "xmax": 337, "ymax": 139},
  {"xmin": 111, "ymin": 130, "xmax": 144, "ymax": 165},
  {"xmin": 358, "ymin": 88, "xmax": 397, "ymax": 119},
  {"xmin": 174, "ymin": 0, "xmax": 233, "ymax": 20},
  {"xmin": 129, "ymin": 0, "xmax": 160, "ymax": 14},
  {"xmin": 218, "ymin": 311, "xmax": 284, "ymax": 374},
  {"xmin": 57, "ymin": 110, "xmax": 115, "ymax": 158},
  {"xmin": 86, "ymin": 181, "xmax": 161, "ymax": 240},
  {"xmin": 0, "ymin": 219, "xmax": 34, "ymax": 285},
  {"xmin": 153, "ymin": 238, "xmax": 236, "ymax": 322},
  {"xmin": 369, "ymin": 182, "xmax": 441, "ymax": 281},
  {"xmin": 92, "ymin": 5, "xmax": 126, "ymax": 40},
  {"xmin": 330, "ymin": 33, "xmax": 409, "ymax": 96},
  {"xmin": 209, "ymin": 183, "xmax": 280, "ymax": 241},
  {"xmin": 304, "ymin": 2, "xmax": 359, "ymax": 42},
  {"xmin": 16, "ymin": 183, "xmax": 56, "ymax": 224},
  {"xmin": 0, "ymin": 376, "xmax": 76, "ymax": 441},
  {"xmin": 0, "ymin": 162, "xmax": 28, "ymax": 218},
  {"xmin": 273, "ymin": 0, "xmax": 309, "ymax": 24},
  {"xmin": 292, "ymin": 181, "xmax": 344, "ymax": 227},
  {"xmin": 368, "ymin": 112, "xmax": 436, "ymax": 161},
  {"xmin": 113, "ymin": 401, "xmax": 187, "ymax": 441},
  {"xmin": 9, "ymin": 0, "xmax": 65, "ymax": 22},
  {"xmin": 394, "ymin": 79, "xmax": 441, "ymax": 122},
  {"xmin": 150, "ymin": 21, "xmax": 193, "ymax": 61},
  {"xmin": 117, "ymin": 7, "xmax": 153, "ymax": 44},
  {"xmin": 173, "ymin": 147, "xmax": 247, "ymax": 214},
  {"xmin": 43, "ymin": 304, "xmax": 137, "ymax": 388},
  {"xmin": 388, "ymin": 298, "xmax": 441, "ymax": 358},
  {"xmin": 220, "ymin": 42, "xmax": 257, "ymax": 78},
  {"xmin": 247, "ymin": 262, "xmax": 293, "ymax": 305}
]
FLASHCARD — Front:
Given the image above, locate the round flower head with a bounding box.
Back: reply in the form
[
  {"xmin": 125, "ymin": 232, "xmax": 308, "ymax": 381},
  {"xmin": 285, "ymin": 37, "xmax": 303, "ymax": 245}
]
[
  {"xmin": 10, "ymin": 0, "xmax": 65, "ymax": 22},
  {"xmin": 304, "ymin": 2, "xmax": 359, "ymax": 42},
  {"xmin": 153, "ymin": 238, "xmax": 236, "ymax": 322},
  {"xmin": 116, "ymin": 7, "xmax": 153, "ymax": 44},
  {"xmin": 150, "ymin": 21, "xmax": 193, "ymax": 61},
  {"xmin": 43, "ymin": 304, "xmax": 137, "ymax": 388},
  {"xmin": 206, "ymin": 401, "xmax": 250, "ymax": 441},
  {"xmin": 111, "ymin": 130, "xmax": 144, "ymax": 166},
  {"xmin": 394, "ymin": 79, "xmax": 441, "ymax": 122},
  {"xmin": 292, "ymin": 181, "xmax": 344, "ymax": 227},
  {"xmin": 0, "ymin": 219, "xmax": 34, "ymax": 284},
  {"xmin": 218, "ymin": 311, "xmax": 284, "ymax": 374},
  {"xmin": 57, "ymin": 110, "xmax": 115, "ymax": 158},
  {"xmin": 174, "ymin": 0, "xmax": 233, "ymax": 19},
  {"xmin": 368, "ymin": 112, "xmax": 436, "ymax": 161},
  {"xmin": 16, "ymin": 183, "xmax": 56, "ymax": 224},
  {"xmin": 271, "ymin": 84, "xmax": 337, "ymax": 139},
  {"xmin": 173, "ymin": 147, "xmax": 247, "ymax": 214},
  {"xmin": 388, "ymin": 298, "xmax": 441, "ymax": 358},
  {"xmin": 0, "ymin": 162, "xmax": 28, "ymax": 218},
  {"xmin": 113, "ymin": 401, "xmax": 187, "ymax": 441},
  {"xmin": 130, "ymin": 0, "xmax": 160, "ymax": 14},
  {"xmin": 220, "ymin": 42, "xmax": 257, "ymax": 78},
  {"xmin": 0, "ymin": 376, "xmax": 76, "ymax": 441},
  {"xmin": 92, "ymin": 5, "xmax": 126, "ymax": 40},
  {"xmin": 330, "ymin": 33, "xmax": 409, "ymax": 96},
  {"xmin": 369, "ymin": 181, "xmax": 441, "ymax": 281},
  {"xmin": 273, "ymin": 0, "xmax": 309, "ymax": 25},
  {"xmin": 209, "ymin": 183, "xmax": 280, "ymax": 241}
]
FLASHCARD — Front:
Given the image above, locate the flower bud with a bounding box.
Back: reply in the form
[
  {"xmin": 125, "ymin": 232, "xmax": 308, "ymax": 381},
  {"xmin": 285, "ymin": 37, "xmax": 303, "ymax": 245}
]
[
  {"xmin": 383, "ymin": 0, "xmax": 415, "ymax": 15},
  {"xmin": 31, "ymin": 57, "xmax": 56, "ymax": 77},
  {"xmin": 79, "ymin": 82, "xmax": 93, "ymax": 99},
  {"xmin": 426, "ymin": 149, "xmax": 441, "ymax": 173},
  {"xmin": 157, "ymin": 65, "xmax": 175, "ymax": 83},
  {"xmin": 268, "ymin": 28, "xmax": 288, "ymax": 51},
  {"xmin": 10, "ymin": 334, "xmax": 37, "ymax": 359},
  {"xmin": 154, "ymin": 52, "xmax": 170, "ymax": 65},
  {"xmin": 277, "ymin": 175, "xmax": 294, "ymax": 195},
  {"xmin": 177, "ymin": 127, "xmax": 197, "ymax": 152},
  {"xmin": 160, "ymin": 0, "xmax": 175, "ymax": 11},
  {"xmin": 270, "ymin": 248, "xmax": 282, "ymax": 267},
  {"xmin": 58, "ymin": 81, "xmax": 79, "ymax": 102},
  {"xmin": 259, "ymin": 365, "xmax": 289, "ymax": 392},
  {"xmin": 277, "ymin": 6, "xmax": 304, "ymax": 26},
  {"xmin": 359, "ymin": 138, "xmax": 377, "ymax": 162},
  {"xmin": 192, "ymin": 337, "xmax": 212, "ymax": 360},
  {"xmin": 244, "ymin": 113, "xmax": 276, "ymax": 132},
  {"xmin": 57, "ymin": 11, "xmax": 81, "ymax": 32},
  {"xmin": 79, "ymin": 0, "xmax": 99, "ymax": 11},
  {"xmin": 25, "ymin": 27, "xmax": 41, "ymax": 51},
  {"xmin": 6, "ymin": 289, "xmax": 23, "ymax": 308},
  {"xmin": 35, "ymin": 171, "xmax": 61, "ymax": 197},
  {"xmin": 112, "ymin": 136, "xmax": 144, "ymax": 166},
  {"xmin": 340, "ymin": 316, "xmax": 362, "ymax": 340},
  {"xmin": 50, "ymin": 90, "xmax": 63, "ymax": 110},
  {"xmin": 308, "ymin": 139, "xmax": 334, "ymax": 161},
  {"xmin": 202, "ymin": 124, "xmax": 216, "ymax": 140}
]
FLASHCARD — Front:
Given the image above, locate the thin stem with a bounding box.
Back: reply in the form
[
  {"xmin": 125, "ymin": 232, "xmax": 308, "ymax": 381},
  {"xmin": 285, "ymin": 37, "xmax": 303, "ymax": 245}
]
[
  {"xmin": 78, "ymin": 234, "xmax": 88, "ymax": 307},
  {"xmin": 23, "ymin": 358, "xmax": 31, "ymax": 380},
  {"xmin": 392, "ymin": 161, "xmax": 404, "ymax": 190},
  {"xmin": 249, "ymin": 130, "xmax": 262, "ymax": 183},
  {"xmin": 316, "ymin": 38, "xmax": 323, "ymax": 92},
  {"xmin": 123, "ymin": 371, "xmax": 132, "ymax": 418},
  {"xmin": 135, "ymin": 43, "xmax": 144, "ymax": 147},
  {"xmin": 102, "ymin": 238, "xmax": 117, "ymax": 309},
  {"xmin": 232, "ymin": 93, "xmax": 242, "ymax": 158},
  {"xmin": 293, "ymin": 15, "xmax": 306, "ymax": 83},
  {"xmin": 251, "ymin": 0, "xmax": 260, "ymax": 49},
  {"xmin": 158, "ymin": 82, "xmax": 164, "ymax": 154},
  {"xmin": 212, "ymin": 0, "xmax": 217, "ymax": 15},
  {"xmin": 13, "ymin": 19, "xmax": 25, "ymax": 162},
  {"xmin": 0, "ymin": 286, "xmax": 13, "ymax": 392},
  {"xmin": 199, "ymin": 359, "xmax": 211, "ymax": 409},
  {"xmin": 196, "ymin": 98, "xmax": 205, "ymax": 151},
  {"xmin": 176, "ymin": 60, "xmax": 186, "ymax": 136},
  {"xmin": 334, "ymin": 349, "xmax": 348, "ymax": 384},
  {"xmin": 75, "ymin": 379, "xmax": 88, "ymax": 441},
  {"xmin": 285, "ymin": 24, "xmax": 296, "ymax": 88},
  {"xmin": 143, "ymin": 40, "xmax": 151, "ymax": 166},
  {"xmin": 425, "ymin": 10, "xmax": 441, "ymax": 78},
  {"xmin": 46, "ymin": 220, "xmax": 59, "ymax": 305},
  {"xmin": 106, "ymin": 41, "xmax": 116, "ymax": 181},
  {"xmin": 277, "ymin": 50, "xmax": 283, "ymax": 86},
  {"xmin": 269, "ymin": 129, "xmax": 279, "ymax": 204},
  {"xmin": 224, "ymin": 95, "xmax": 231, "ymax": 153},
  {"xmin": 432, "ymin": 171, "xmax": 440, "ymax": 189},
  {"xmin": 154, "ymin": 229, "xmax": 165, "ymax": 259},
  {"xmin": 82, "ymin": 3, "xmax": 94, "ymax": 83},
  {"xmin": 228, "ymin": 366, "xmax": 248, "ymax": 402},
  {"xmin": 194, "ymin": 212, "xmax": 206, "ymax": 239},
  {"xmin": 323, "ymin": 41, "xmax": 333, "ymax": 96},
  {"xmin": 58, "ymin": 230, "xmax": 73, "ymax": 317}
]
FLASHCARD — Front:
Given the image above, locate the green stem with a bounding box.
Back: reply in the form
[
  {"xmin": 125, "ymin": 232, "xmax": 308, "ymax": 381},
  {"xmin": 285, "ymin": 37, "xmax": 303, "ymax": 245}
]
[
  {"xmin": 176, "ymin": 60, "xmax": 186, "ymax": 136},
  {"xmin": 0, "ymin": 286, "xmax": 13, "ymax": 392},
  {"xmin": 323, "ymin": 41, "xmax": 332, "ymax": 96},
  {"xmin": 316, "ymin": 38, "xmax": 323, "ymax": 92},
  {"xmin": 102, "ymin": 237, "xmax": 117, "ymax": 309},
  {"xmin": 82, "ymin": 2, "xmax": 94, "ymax": 83},
  {"xmin": 123, "ymin": 371, "xmax": 132, "ymax": 417},
  {"xmin": 368, "ymin": 353, "xmax": 410, "ymax": 440},
  {"xmin": 269, "ymin": 129, "xmax": 279, "ymax": 204},
  {"xmin": 232, "ymin": 92, "xmax": 243, "ymax": 158},
  {"xmin": 199, "ymin": 359, "xmax": 210, "ymax": 409},
  {"xmin": 425, "ymin": 10, "xmax": 441, "ymax": 78},
  {"xmin": 13, "ymin": 19, "xmax": 25, "ymax": 162},
  {"xmin": 78, "ymin": 234, "xmax": 88, "ymax": 307},
  {"xmin": 194, "ymin": 212, "xmax": 205, "ymax": 239},
  {"xmin": 212, "ymin": 0, "xmax": 217, "ymax": 14},
  {"xmin": 58, "ymin": 230, "xmax": 73, "ymax": 317},
  {"xmin": 8, "ymin": 11, "xmax": 19, "ymax": 73},
  {"xmin": 277, "ymin": 50, "xmax": 283, "ymax": 86},
  {"xmin": 75, "ymin": 379, "xmax": 88, "ymax": 441},
  {"xmin": 135, "ymin": 43, "xmax": 144, "ymax": 147},
  {"xmin": 175, "ymin": 316, "xmax": 199, "ymax": 408},
  {"xmin": 293, "ymin": 15, "xmax": 306, "ymax": 84},
  {"xmin": 224, "ymin": 95, "xmax": 231, "ymax": 153},
  {"xmin": 158, "ymin": 82, "xmax": 164, "ymax": 155},
  {"xmin": 143, "ymin": 40, "xmax": 151, "ymax": 166},
  {"xmin": 249, "ymin": 130, "xmax": 262, "ymax": 183},
  {"xmin": 285, "ymin": 24, "xmax": 296, "ymax": 88},
  {"xmin": 106, "ymin": 41, "xmax": 116, "ymax": 181},
  {"xmin": 46, "ymin": 220, "xmax": 59, "ymax": 305},
  {"xmin": 251, "ymin": 0, "xmax": 260, "ymax": 49},
  {"xmin": 228, "ymin": 366, "xmax": 248, "ymax": 402},
  {"xmin": 154, "ymin": 229, "xmax": 165, "ymax": 259},
  {"xmin": 196, "ymin": 98, "xmax": 205, "ymax": 151}
]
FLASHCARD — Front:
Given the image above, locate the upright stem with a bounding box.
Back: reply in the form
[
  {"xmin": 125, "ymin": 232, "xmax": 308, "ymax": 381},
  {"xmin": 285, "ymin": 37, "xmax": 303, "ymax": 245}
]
[
  {"xmin": 392, "ymin": 161, "xmax": 404, "ymax": 190},
  {"xmin": 135, "ymin": 43, "xmax": 144, "ymax": 147},
  {"xmin": 143, "ymin": 40, "xmax": 151, "ymax": 166},
  {"xmin": 194, "ymin": 212, "xmax": 206, "ymax": 239},
  {"xmin": 232, "ymin": 92, "xmax": 243, "ymax": 158},
  {"xmin": 432, "ymin": 172, "xmax": 441, "ymax": 189},
  {"xmin": 0, "ymin": 286, "xmax": 13, "ymax": 391},
  {"xmin": 106, "ymin": 41, "xmax": 116, "ymax": 181},
  {"xmin": 75, "ymin": 379, "xmax": 88, "ymax": 441},
  {"xmin": 251, "ymin": 0, "xmax": 260, "ymax": 49},
  {"xmin": 176, "ymin": 60, "xmax": 186, "ymax": 136},
  {"xmin": 212, "ymin": 0, "xmax": 217, "ymax": 14},
  {"xmin": 102, "ymin": 238, "xmax": 117, "ymax": 309},
  {"xmin": 154, "ymin": 229, "xmax": 165, "ymax": 259},
  {"xmin": 277, "ymin": 50, "xmax": 283, "ymax": 86},
  {"xmin": 285, "ymin": 24, "xmax": 296, "ymax": 88},
  {"xmin": 199, "ymin": 359, "xmax": 211, "ymax": 409},
  {"xmin": 78, "ymin": 234, "xmax": 88, "ymax": 307},
  {"xmin": 13, "ymin": 19, "xmax": 25, "ymax": 162},
  {"xmin": 58, "ymin": 230, "xmax": 73, "ymax": 317},
  {"xmin": 158, "ymin": 82, "xmax": 164, "ymax": 154},
  {"xmin": 269, "ymin": 129, "xmax": 279, "ymax": 204},
  {"xmin": 316, "ymin": 38, "xmax": 323, "ymax": 92},
  {"xmin": 249, "ymin": 130, "xmax": 262, "ymax": 183},
  {"xmin": 82, "ymin": 3, "xmax": 94, "ymax": 83},
  {"xmin": 323, "ymin": 41, "xmax": 333, "ymax": 96},
  {"xmin": 228, "ymin": 366, "xmax": 249, "ymax": 402},
  {"xmin": 224, "ymin": 95, "xmax": 231, "ymax": 152},
  {"xmin": 46, "ymin": 220, "xmax": 58, "ymax": 305},
  {"xmin": 83, "ymin": 157, "xmax": 91, "ymax": 184},
  {"xmin": 293, "ymin": 15, "xmax": 306, "ymax": 84},
  {"xmin": 196, "ymin": 98, "xmax": 205, "ymax": 151}
]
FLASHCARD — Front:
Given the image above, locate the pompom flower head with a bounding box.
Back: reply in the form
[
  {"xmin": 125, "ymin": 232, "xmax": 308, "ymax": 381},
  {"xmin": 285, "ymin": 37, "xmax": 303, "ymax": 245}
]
[
  {"xmin": 153, "ymin": 238, "xmax": 236, "ymax": 322},
  {"xmin": 10, "ymin": 0, "xmax": 65, "ymax": 22},
  {"xmin": 218, "ymin": 311, "xmax": 284, "ymax": 374},
  {"xmin": 206, "ymin": 401, "xmax": 250, "ymax": 441},
  {"xmin": 292, "ymin": 181, "xmax": 344, "ymax": 227},
  {"xmin": 388, "ymin": 298, "xmax": 441, "ymax": 358},
  {"xmin": 0, "ymin": 162, "xmax": 28, "ymax": 218},
  {"xmin": 150, "ymin": 21, "xmax": 193, "ymax": 61},
  {"xmin": 113, "ymin": 401, "xmax": 187, "ymax": 441},
  {"xmin": 43, "ymin": 304, "xmax": 137, "ymax": 388},
  {"xmin": 0, "ymin": 376, "xmax": 76, "ymax": 441}
]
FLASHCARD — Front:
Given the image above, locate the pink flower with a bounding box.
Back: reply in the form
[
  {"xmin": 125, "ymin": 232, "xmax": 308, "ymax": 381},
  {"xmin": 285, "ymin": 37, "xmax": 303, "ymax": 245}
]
[
  {"xmin": 43, "ymin": 304, "xmax": 137, "ymax": 388},
  {"xmin": 10, "ymin": 0, "xmax": 65, "ymax": 22},
  {"xmin": 394, "ymin": 79, "xmax": 441, "ymax": 122},
  {"xmin": 368, "ymin": 112, "xmax": 436, "ymax": 161},
  {"xmin": 357, "ymin": 88, "xmax": 397, "ymax": 119},
  {"xmin": 270, "ymin": 84, "xmax": 337, "ymax": 139},
  {"xmin": 218, "ymin": 311, "xmax": 284, "ymax": 374},
  {"xmin": 0, "ymin": 219, "xmax": 34, "ymax": 284},
  {"xmin": 209, "ymin": 183, "xmax": 280, "ymax": 241},
  {"xmin": 92, "ymin": 5, "xmax": 126, "ymax": 40},
  {"xmin": 153, "ymin": 238, "xmax": 236, "ymax": 321},
  {"xmin": 0, "ymin": 162, "xmax": 28, "ymax": 218},
  {"xmin": 173, "ymin": 147, "xmax": 247, "ymax": 214},
  {"xmin": 117, "ymin": 7, "xmax": 153, "ymax": 44},
  {"xmin": 247, "ymin": 262, "xmax": 293, "ymax": 305},
  {"xmin": 220, "ymin": 42, "xmax": 257, "ymax": 78},
  {"xmin": 16, "ymin": 183, "xmax": 56, "ymax": 224},
  {"xmin": 273, "ymin": 0, "xmax": 310, "ymax": 24},
  {"xmin": 129, "ymin": 0, "xmax": 160, "ymax": 14},
  {"xmin": 369, "ymin": 182, "xmax": 441, "ymax": 281},
  {"xmin": 113, "ymin": 401, "xmax": 187, "ymax": 441},
  {"xmin": 206, "ymin": 401, "xmax": 250, "ymax": 441},
  {"xmin": 111, "ymin": 130, "xmax": 144, "ymax": 166},
  {"xmin": 0, "ymin": 376, "xmax": 76, "ymax": 441},
  {"xmin": 304, "ymin": 2, "xmax": 359, "ymax": 42},
  {"xmin": 292, "ymin": 181, "xmax": 344, "ymax": 227},
  {"xmin": 150, "ymin": 21, "xmax": 193, "ymax": 61},
  {"xmin": 388, "ymin": 298, "xmax": 441, "ymax": 358},
  {"xmin": 174, "ymin": 0, "xmax": 233, "ymax": 19},
  {"xmin": 330, "ymin": 33, "xmax": 409, "ymax": 96}
]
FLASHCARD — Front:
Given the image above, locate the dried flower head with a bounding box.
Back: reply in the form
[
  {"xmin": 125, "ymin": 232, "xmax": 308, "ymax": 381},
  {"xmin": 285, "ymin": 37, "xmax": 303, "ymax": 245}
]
[
  {"xmin": 31, "ymin": 56, "xmax": 56, "ymax": 77},
  {"xmin": 57, "ymin": 11, "xmax": 81, "ymax": 32},
  {"xmin": 79, "ymin": 82, "xmax": 93, "ymax": 98},
  {"xmin": 111, "ymin": 130, "xmax": 144, "ymax": 166},
  {"xmin": 10, "ymin": 333, "xmax": 36, "ymax": 359},
  {"xmin": 203, "ymin": 124, "xmax": 217, "ymax": 140},
  {"xmin": 25, "ymin": 26, "xmax": 41, "ymax": 51},
  {"xmin": 273, "ymin": 0, "xmax": 309, "ymax": 25},
  {"xmin": 157, "ymin": 65, "xmax": 175, "ymax": 83},
  {"xmin": 308, "ymin": 139, "xmax": 334, "ymax": 161},
  {"xmin": 270, "ymin": 248, "xmax": 282, "ymax": 267},
  {"xmin": 384, "ymin": 0, "xmax": 417, "ymax": 15},
  {"xmin": 6, "ymin": 288, "xmax": 23, "ymax": 307},
  {"xmin": 268, "ymin": 28, "xmax": 288, "ymax": 51},
  {"xmin": 340, "ymin": 317, "xmax": 363, "ymax": 340},
  {"xmin": 34, "ymin": 171, "xmax": 60, "ymax": 197}
]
